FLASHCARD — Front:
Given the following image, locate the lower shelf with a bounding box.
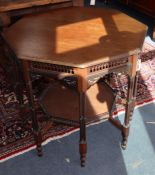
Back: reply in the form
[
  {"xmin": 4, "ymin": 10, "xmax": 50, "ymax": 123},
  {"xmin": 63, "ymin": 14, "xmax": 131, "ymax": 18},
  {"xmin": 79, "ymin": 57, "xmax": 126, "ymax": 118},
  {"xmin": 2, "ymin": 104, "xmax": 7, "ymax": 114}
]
[{"xmin": 39, "ymin": 80, "xmax": 115, "ymax": 125}]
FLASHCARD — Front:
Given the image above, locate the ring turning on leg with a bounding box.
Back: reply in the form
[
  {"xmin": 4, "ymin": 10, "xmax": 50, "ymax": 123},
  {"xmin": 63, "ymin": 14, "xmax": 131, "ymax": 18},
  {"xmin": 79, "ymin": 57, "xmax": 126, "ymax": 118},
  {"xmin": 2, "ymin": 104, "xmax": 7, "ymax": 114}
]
[{"xmin": 79, "ymin": 91, "xmax": 87, "ymax": 167}]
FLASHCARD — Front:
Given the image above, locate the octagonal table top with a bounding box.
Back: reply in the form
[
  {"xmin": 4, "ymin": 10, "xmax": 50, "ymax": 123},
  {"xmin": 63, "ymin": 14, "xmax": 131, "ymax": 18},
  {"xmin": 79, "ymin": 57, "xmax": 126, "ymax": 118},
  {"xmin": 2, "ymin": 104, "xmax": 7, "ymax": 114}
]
[{"xmin": 3, "ymin": 7, "xmax": 148, "ymax": 68}]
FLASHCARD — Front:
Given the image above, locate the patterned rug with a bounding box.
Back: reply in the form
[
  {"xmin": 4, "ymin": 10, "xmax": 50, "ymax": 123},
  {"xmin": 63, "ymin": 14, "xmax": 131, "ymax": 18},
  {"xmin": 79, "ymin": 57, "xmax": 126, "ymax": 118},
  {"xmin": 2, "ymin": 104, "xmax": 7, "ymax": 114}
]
[{"xmin": 0, "ymin": 42, "xmax": 155, "ymax": 162}]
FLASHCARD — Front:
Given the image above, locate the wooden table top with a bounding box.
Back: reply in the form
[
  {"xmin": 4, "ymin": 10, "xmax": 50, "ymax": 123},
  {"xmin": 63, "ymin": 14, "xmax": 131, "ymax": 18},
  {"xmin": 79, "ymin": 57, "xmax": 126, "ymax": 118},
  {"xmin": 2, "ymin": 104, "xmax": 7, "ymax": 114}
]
[
  {"xmin": 3, "ymin": 7, "xmax": 147, "ymax": 68},
  {"xmin": 0, "ymin": 0, "xmax": 69, "ymax": 12}
]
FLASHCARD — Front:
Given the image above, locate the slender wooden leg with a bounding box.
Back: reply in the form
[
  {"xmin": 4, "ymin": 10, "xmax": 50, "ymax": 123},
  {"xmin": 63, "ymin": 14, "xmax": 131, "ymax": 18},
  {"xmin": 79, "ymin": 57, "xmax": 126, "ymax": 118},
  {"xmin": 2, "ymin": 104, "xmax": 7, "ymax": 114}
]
[
  {"xmin": 14, "ymin": 83, "xmax": 23, "ymax": 105},
  {"xmin": 79, "ymin": 91, "xmax": 87, "ymax": 167},
  {"xmin": 75, "ymin": 69, "xmax": 88, "ymax": 167},
  {"xmin": 121, "ymin": 75, "xmax": 132, "ymax": 149},
  {"xmin": 22, "ymin": 60, "xmax": 43, "ymax": 156},
  {"xmin": 75, "ymin": 68, "xmax": 88, "ymax": 167},
  {"xmin": 3, "ymin": 44, "xmax": 24, "ymax": 106},
  {"xmin": 121, "ymin": 55, "xmax": 138, "ymax": 150},
  {"xmin": 14, "ymin": 62, "xmax": 24, "ymax": 106},
  {"xmin": 129, "ymin": 71, "xmax": 138, "ymax": 121}
]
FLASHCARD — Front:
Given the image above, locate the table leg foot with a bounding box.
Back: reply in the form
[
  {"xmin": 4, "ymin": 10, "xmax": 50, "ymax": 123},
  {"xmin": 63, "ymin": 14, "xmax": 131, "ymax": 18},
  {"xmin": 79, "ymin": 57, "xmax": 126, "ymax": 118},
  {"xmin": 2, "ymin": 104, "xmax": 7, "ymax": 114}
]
[
  {"xmin": 34, "ymin": 131, "xmax": 43, "ymax": 156},
  {"xmin": 79, "ymin": 90, "xmax": 87, "ymax": 167},
  {"xmin": 37, "ymin": 146, "xmax": 43, "ymax": 157},
  {"xmin": 121, "ymin": 138, "xmax": 128, "ymax": 150},
  {"xmin": 79, "ymin": 142, "xmax": 87, "ymax": 167}
]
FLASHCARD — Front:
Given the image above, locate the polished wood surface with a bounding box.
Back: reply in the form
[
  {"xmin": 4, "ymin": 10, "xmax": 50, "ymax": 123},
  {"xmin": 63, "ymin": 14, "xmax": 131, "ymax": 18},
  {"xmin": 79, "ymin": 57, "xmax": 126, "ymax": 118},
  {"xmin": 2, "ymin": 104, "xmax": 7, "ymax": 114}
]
[
  {"xmin": 40, "ymin": 80, "xmax": 115, "ymax": 123},
  {"xmin": 3, "ymin": 7, "xmax": 147, "ymax": 68},
  {"xmin": 0, "ymin": 0, "xmax": 83, "ymax": 27},
  {"xmin": 0, "ymin": 0, "xmax": 70, "ymax": 12}
]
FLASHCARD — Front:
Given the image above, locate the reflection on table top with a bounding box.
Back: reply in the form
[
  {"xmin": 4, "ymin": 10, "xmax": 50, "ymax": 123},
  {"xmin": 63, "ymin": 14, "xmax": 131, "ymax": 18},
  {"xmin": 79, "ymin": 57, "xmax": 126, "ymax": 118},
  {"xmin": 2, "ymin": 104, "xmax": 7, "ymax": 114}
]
[{"xmin": 3, "ymin": 7, "xmax": 147, "ymax": 68}]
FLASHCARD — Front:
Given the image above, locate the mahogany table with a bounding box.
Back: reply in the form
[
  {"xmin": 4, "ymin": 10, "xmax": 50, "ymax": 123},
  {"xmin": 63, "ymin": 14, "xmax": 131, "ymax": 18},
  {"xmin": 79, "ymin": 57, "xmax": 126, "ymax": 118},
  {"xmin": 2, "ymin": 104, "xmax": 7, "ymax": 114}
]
[{"xmin": 2, "ymin": 6, "xmax": 147, "ymax": 166}]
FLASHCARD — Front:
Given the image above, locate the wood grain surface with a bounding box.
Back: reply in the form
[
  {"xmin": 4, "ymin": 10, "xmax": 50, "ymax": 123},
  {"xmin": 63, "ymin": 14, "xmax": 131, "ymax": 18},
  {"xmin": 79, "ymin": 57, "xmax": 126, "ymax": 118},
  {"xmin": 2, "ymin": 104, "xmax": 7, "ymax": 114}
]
[
  {"xmin": 0, "ymin": 0, "xmax": 73, "ymax": 12},
  {"xmin": 3, "ymin": 7, "xmax": 147, "ymax": 68}
]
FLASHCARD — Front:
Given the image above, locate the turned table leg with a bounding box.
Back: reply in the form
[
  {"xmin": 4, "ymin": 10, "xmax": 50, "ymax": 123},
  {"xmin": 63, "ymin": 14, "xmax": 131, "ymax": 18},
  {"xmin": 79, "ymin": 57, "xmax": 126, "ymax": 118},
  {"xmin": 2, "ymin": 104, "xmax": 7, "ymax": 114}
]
[
  {"xmin": 121, "ymin": 75, "xmax": 133, "ymax": 149},
  {"xmin": 121, "ymin": 55, "xmax": 138, "ymax": 149},
  {"xmin": 129, "ymin": 71, "xmax": 139, "ymax": 121},
  {"xmin": 2, "ymin": 44, "xmax": 24, "ymax": 106},
  {"xmin": 79, "ymin": 91, "xmax": 87, "ymax": 167},
  {"xmin": 22, "ymin": 60, "xmax": 43, "ymax": 156},
  {"xmin": 14, "ymin": 59, "xmax": 24, "ymax": 106},
  {"xmin": 76, "ymin": 69, "xmax": 88, "ymax": 167}
]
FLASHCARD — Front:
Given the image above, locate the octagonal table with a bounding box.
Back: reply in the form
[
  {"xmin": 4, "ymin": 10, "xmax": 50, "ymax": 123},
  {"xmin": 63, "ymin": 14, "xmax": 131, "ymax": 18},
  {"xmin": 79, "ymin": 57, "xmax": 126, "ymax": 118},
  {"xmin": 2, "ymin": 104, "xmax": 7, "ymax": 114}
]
[{"xmin": 2, "ymin": 7, "xmax": 147, "ymax": 166}]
